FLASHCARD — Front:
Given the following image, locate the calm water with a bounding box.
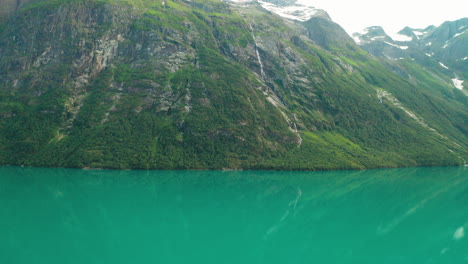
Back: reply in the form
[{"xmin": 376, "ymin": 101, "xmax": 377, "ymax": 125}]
[{"xmin": 0, "ymin": 166, "xmax": 467, "ymax": 264}]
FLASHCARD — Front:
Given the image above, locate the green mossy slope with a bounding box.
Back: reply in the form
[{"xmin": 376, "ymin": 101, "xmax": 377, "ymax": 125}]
[{"xmin": 0, "ymin": 0, "xmax": 466, "ymax": 170}]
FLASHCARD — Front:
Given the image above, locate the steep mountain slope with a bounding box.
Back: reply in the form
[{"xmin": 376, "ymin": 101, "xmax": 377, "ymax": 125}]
[{"xmin": 0, "ymin": 0, "xmax": 466, "ymax": 170}]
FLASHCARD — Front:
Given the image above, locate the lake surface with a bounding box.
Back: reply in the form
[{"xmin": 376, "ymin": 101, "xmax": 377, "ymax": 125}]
[{"xmin": 0, "ymin": 166, "xmax": 467, "ymax": 263}]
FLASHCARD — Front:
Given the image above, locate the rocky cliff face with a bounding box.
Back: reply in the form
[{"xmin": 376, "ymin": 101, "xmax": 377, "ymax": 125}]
[{"xmin": 0, "ymin": 0, "xmax": 466, "ymax": 169}]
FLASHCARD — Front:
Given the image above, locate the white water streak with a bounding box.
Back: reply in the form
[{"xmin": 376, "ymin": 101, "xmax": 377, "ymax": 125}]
[
  {"xmin": 264, "ymin": 188, "xmax": 302, "ymax": 238},
  {"xmin": 454, "ymin": 227, "xmax": 465, "ymax": 240},
  {"xmin": 293, "ymin": 113, "xmax": 303, "ymax": 147},
  {"xmin": 248, "ymin": 23, "xmax": 267, "ymax": 82},
  {"xmin": 377, "ymin": 179, "xmax": 463, "ymax": 235}
]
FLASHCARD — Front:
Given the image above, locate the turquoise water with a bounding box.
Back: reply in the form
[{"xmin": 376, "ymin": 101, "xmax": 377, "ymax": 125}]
[{"xmin": 0, "ymin": 166, "xmax": 467, "ymax": 263}]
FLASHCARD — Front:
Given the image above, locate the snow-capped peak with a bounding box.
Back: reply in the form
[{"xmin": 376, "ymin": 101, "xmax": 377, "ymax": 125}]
[
  {"xmin": 352, "ymin": 26, "xmax": 391, "ymax": 44},
  {"xmin": 391, "ymin": 33, "xmax": 413, "ymax": 42},
  {"xmin": 258, "ymin": 1, "xmax": 321, "ymax": 22},
  {"xmin": 226, "ymin": 0, "xmax": 329, "ymax": 22}
]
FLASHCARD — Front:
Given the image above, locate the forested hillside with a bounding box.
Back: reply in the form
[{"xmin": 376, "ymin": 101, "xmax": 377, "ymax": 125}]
[{"xmin": 0, "ymin": 0, "xmax": 466, "ymax": 170}]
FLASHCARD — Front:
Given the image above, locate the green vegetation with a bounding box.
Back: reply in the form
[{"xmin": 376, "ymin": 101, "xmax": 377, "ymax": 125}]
[{"xmin": 0, "ymin": 0, "xmax": 466, "ymax": 170}]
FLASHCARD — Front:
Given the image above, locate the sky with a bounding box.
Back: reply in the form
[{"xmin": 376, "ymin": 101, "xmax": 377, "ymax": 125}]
[{"xmin": 296, "ymin": 0, "xmax": 468, "ymax": 36}]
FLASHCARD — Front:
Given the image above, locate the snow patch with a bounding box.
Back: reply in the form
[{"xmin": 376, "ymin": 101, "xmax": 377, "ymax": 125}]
[
  {"xmin": 357, "ymin": 28, "xmax": 370, "ymax": 35},
  {"xmin": 452, "ymin": 78, "xmax": 464, "ymax": 90},
  {"xmin": 453, "ymin": 30, "xmax": 467, "ymax": 38},
  {"xmin": 439, "ymin": 62, "xmax": 449, "ymax": 69},
  {"xmin": 425, "ymin": 42, "xmax": 432, "ymax": 46},
  {"xmin": 258, "ymin": 1, "xmax": 319, "ymax": 22},
  {"xmin": 353, "ymin": 35, "xmax": 361, "ymax": 45},
  {"xmin": 440, "ymin": 30, "xmax": 466, "ymax": 48},
  {"xmin": 392, "ymin": 33, "xmax": 413, "ymax": 42},
  {"xmin": 384, "ymin": 41, "xmax": 408, "ymax": 49},
  {"xmin": 413, "ymin": 30, "xmax": 425, "ymax": 36},
  {"xmin": 352, "ymin": 28, "xmax": 371, "ymax": 44},
  {"xmin": 371, "ymin": 36, "xmax": 386, "ymax": 41},
  {"xmin": 352, "ymin": 35, "xmax": 362, "ymax": 44},
  {"xmin": 355, "ymin": 35, "xmax": 388, "ymax": 44}
]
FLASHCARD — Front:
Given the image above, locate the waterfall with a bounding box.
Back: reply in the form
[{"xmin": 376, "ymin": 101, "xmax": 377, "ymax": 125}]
[
  {"xmin": 248, "ymin": 23, "xmax": 267, "ymax": 82},
  {"xmin": 245, "ymin": 18, "xmax": 302, "ymax": 148},
  {"xmin": 293, "ymin": 113, "xmax": 303, "ymax": 147}
]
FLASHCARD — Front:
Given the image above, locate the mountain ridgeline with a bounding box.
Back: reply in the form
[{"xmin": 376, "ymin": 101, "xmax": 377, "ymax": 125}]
[{"xmin": 0, "ymin": 0, "xmax": 466, "ymax": 170}]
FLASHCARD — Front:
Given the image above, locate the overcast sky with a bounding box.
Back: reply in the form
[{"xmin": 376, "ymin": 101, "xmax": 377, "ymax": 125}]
[{"xmin": 297, "ymin": 0, "xmax": 468, "ymax": 36}]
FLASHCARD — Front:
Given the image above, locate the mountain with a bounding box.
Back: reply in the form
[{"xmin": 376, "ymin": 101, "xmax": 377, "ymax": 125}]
[
  {"xmin": 0, "ymin": 0, "xmax": 466, "ymax": 170},
  {"xmin": 353, "ymin": 18, "xmax": 468, "ymax": 91}
]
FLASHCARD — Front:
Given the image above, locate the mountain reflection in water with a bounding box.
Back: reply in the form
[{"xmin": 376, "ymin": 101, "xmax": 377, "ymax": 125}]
[{"xmin": 0, "ymin": 166, "xmax": 467, "ymax": 264}]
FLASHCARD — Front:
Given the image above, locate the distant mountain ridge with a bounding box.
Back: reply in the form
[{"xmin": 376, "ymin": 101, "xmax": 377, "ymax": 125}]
[{"xmin": 353, "ymin": 18, "xmax": 467, "ymax": 91}]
